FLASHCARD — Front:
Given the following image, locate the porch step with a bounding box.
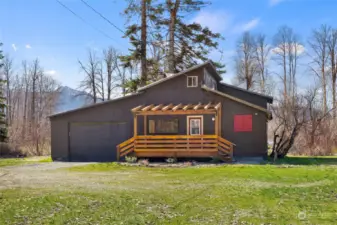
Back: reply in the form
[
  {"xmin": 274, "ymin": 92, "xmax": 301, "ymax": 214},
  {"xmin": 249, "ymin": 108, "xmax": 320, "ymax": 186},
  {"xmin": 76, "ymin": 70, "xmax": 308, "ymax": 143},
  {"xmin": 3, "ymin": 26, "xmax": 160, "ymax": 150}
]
[{"xmin": 218, "ymin": 152, "xmax": 233, "ymax": 162}]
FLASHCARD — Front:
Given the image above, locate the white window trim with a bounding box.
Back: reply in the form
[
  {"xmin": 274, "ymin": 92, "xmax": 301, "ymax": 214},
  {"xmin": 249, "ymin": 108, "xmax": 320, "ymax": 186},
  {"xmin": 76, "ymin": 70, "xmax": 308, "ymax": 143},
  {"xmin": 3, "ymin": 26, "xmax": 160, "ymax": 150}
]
[
  {"xmin": 187, "ymin": 76, "xmax": 198, "ymax": 88},
  {"xmin": 186, "ymin": 115, "xmax": 203, "ymax": 135}
]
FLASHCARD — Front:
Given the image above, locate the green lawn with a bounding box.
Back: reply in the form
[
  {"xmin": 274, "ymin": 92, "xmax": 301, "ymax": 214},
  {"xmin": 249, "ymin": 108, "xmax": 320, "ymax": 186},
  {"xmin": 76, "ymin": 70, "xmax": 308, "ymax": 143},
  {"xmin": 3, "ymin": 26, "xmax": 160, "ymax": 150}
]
[
  {"xmin": 1, "ymin": 160, "xmax": 337, "ymax": 224},
  {"xmin": 0, "ymin": 156, "xmax": 52, "ymax": 167}
]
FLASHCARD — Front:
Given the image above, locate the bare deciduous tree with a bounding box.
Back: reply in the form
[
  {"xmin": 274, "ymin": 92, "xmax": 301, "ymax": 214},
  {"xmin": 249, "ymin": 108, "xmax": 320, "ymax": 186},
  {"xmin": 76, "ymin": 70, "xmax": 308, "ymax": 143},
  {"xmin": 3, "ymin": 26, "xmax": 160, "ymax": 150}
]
[
  {"xmin": 78, "ymin": 49, "xmax": 100, "ymax": 103},
  {"xmin": 327, "ymin": 28, "xmax": 337, "ymax": 117},
  {"xmin": 103, "ymin": 47, "xmax": 116, "ymax": 100},
  {"xmin": 3, "ymin": 55, "xmax": 13, "ymax": 124},
  {"xmin": 308, "ymin": 25, "xmax": 330, "ymax": 114},
  {"xmin": 235, "ymin": 31, "xmax": 257, "ymax": 90},
  {"xmin": 271, "ymin": 85, "xmax": 333, "ymax": 159},
  {"xmin": 273, "ymin": 26, "xmax": 302, "ymax": 102},
  {"xmin": 2, "ymin": 57, "xmax": 60, "ymax": 156},
  {"xmin": 255, "ymin": 34, "xmax": 271, "ymax": 94}
]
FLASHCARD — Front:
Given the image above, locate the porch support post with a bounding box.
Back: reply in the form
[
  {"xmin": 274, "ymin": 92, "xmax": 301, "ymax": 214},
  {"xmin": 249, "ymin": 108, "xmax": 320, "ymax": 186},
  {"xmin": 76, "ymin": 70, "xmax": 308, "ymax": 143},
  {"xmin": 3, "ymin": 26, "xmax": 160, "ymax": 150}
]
[
  {"xmin": 218, "ymin": 106, "xmax": 222, "ymax": 136},
  {"xmin": 133, "ymin": 114, "xmax": 138, "ymax": 137},
  {"xmin": 215, "ymin": 112, "xmax": 218, "ymax": 136},
  {"xmin": 144, "ymin": 115, "xmax": 147, "ymax": 135}
]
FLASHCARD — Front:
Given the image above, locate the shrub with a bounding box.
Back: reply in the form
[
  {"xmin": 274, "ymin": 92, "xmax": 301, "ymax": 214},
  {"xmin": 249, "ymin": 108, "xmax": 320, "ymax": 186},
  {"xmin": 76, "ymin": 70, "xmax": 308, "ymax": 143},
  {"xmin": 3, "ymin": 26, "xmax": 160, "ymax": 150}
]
[
  {"xmin": 138, "ymin": 159, "xmax": 149, "ymax": 166},
  {"xmin": 166, "ymin": 157, "xmax": 177, "ymax": 163},
  {"xmin": 209, "ymin": 156, "xmax": 222, "ymax": 163},
  {"xmin": 183, "ymin": 161, "xmax": 192, "ymax": 167},
  {"xmin": 125, "ymin": 155, "xmax": 137, "ymax": 163},
  {"xmin": 0, "ymin": 142, "xmax": 26, "ymax": 157}
]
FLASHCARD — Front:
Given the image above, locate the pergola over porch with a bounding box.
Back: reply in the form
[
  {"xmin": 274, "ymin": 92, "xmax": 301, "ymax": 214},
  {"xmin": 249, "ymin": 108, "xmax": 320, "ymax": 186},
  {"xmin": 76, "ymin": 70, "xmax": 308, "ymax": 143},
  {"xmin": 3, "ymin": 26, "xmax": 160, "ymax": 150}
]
[
  {"xmin": 131, "ymin": 102, "xmax": 222, "ymax": 136},
  {"xmin": 117, "ymin": 102, "xmax": 235, "ymax": 161}
]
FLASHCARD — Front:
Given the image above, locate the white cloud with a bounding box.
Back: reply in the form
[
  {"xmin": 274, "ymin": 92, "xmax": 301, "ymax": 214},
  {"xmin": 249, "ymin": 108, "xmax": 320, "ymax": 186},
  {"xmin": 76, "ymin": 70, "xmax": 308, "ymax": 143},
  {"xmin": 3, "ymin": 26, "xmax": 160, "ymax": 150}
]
[
  {"xmin": 234, "ymin": 18, "xmax": 260, "ymax": 33},
  {"xmin": 25, "ymin": 44, "xmax": 32, "ymax": 49},
  {"xmin": 269, "ymin": 0, "xmax": 286, "ymax": 6},
  {"xmin": 45, "ymin": 70, "xmax": 57, "ymax": 76},
  {"xmin": 272, "ymin": 43, "xmax": 305, "ymax": 55},
  {"xmin": 191, "ymin": 10, "xmax": 232, "ymax": 33},
  {"xmin": 11, "ymin": 44, "xmax": 17, "ymax": 51}
]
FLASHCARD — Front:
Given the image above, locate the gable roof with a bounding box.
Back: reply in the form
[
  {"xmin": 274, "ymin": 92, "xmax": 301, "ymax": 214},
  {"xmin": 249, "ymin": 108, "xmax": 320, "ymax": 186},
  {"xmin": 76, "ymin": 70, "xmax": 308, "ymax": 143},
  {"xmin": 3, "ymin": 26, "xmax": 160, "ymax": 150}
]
[
  {"xmin": 202, "ymin": 85, "xmax": 272, "ymax": 120},
  {"xmin": 49, "ymin": 62, "xmax": 273, "ymax": 119},
  {"xmin": 219, "ymin": 82, "xmax": 273, "ymax": 103},
  {"xmin": 49, "ymin": 92, "xmax": 143, "ymax": 118},
  {"xmin": 138, "ymin": 60, "xmax": 222, "ymax": 91}
]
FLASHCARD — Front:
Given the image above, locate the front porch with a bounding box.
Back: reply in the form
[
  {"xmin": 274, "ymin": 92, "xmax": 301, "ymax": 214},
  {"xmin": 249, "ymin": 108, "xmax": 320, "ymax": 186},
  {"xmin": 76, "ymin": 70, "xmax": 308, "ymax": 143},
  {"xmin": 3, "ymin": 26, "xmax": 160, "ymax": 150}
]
[{"xmin": 117, "ymin": 102, "xmax": 235, "ymax": 161}]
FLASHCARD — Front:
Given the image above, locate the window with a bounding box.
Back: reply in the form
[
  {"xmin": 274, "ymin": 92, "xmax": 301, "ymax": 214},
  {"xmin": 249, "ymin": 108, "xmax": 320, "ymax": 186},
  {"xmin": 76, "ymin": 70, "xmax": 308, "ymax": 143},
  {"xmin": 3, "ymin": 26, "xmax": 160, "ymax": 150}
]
[
  {"xmin": 234, "ymin": 115, "xmax": 252, "ymax": 132},
  {"xmin": 187, "ymin": 76, "xmax": 198, "ymax": 87},
  {"xmin": 149, "ymin": 119, "xmax": 178, "ymax": 134},
  {"xmin": 204, "ymin": 68, "xmax": 217, "ymax": 90}
]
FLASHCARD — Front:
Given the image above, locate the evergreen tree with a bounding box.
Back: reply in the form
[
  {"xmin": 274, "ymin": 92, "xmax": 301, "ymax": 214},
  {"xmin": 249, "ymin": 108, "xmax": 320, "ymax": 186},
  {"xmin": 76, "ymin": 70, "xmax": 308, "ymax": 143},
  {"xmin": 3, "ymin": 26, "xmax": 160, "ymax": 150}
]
[
  {"xmin": 163, "ymin": 0, "xmax": 225, "ymax": 73},
  {"xmin": 121, "ymin": 0, "xmax": 226, "ymax": 91},
  {"xmin": 120, "ymin": 0, "xmax": 164, "ymax": 85},
  {"xmin": 0, "ymin": 43, "xmax": 7, "ymax": 142}
]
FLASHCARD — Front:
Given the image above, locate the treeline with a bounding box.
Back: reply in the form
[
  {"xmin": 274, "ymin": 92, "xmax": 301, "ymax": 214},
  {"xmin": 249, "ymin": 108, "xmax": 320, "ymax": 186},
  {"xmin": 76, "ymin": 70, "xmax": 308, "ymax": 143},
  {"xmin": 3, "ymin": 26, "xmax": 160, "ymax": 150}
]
[{"xmin": 0, "ymin": 56, "xmax": 60, "ymax": 156}]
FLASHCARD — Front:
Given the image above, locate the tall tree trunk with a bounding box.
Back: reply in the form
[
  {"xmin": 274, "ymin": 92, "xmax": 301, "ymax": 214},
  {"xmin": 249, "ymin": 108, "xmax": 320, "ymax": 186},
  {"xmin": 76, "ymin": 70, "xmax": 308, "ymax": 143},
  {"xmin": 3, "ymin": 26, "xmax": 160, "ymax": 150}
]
[
  {"xmin": 283, "ymin": 52, "xmax": 287, "ymax": 101},
  {"xmin": 332, "ymin": 53, "xmax": 336, "ymax": 118},
  {"xmin": 92, "ymin": 73, "xmax": 97, "ymax": 103},
  {"xmin": 140, "ymin": 0, "xmax": 147, "ymax": 86},
  {"xmin": 322, "ymin": 67, "xmax": 327, "ymax": 114},
  {"xmin": 167, "ymin": 0, "xmax": 180, "ymax": 73}
]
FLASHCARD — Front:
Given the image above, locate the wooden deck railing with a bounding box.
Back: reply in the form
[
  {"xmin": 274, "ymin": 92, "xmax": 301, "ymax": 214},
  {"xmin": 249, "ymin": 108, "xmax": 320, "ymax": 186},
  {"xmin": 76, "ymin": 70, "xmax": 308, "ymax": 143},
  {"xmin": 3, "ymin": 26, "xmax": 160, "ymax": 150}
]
[
  {"xmin": 117, "ymin": 135, "xmax": 234, "ymax": 161},
  {"xmin": 218, "ymin": 136, "xmax": 235, "ymax": 159},
  {"xmin": 116, "ymin": 137, "xmax": 135, "ymax": 161}
]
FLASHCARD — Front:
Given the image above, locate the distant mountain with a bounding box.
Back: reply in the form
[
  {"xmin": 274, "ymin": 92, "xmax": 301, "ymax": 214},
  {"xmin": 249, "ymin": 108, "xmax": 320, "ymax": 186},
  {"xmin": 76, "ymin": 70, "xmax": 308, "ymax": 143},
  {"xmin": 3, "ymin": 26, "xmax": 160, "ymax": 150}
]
[{"xmin": 55, "ymin": 86, "xmax": 92, "ymax": 113}]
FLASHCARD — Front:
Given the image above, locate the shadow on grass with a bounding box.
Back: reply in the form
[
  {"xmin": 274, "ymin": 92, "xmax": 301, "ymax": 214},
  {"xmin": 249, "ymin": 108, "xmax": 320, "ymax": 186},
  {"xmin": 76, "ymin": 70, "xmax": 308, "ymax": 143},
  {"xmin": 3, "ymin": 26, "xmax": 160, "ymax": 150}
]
[{"xmin": 268, "ymin": 156, "xmax": 337, "ymax": 165}]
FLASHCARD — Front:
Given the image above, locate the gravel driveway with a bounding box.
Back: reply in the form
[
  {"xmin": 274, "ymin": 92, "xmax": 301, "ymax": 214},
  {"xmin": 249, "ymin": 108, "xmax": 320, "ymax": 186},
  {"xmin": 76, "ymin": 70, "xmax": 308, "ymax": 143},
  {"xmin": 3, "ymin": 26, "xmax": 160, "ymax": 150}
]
[{"xmin": 0, "ymin": 162, "xmax": 94, "ymax": 190}]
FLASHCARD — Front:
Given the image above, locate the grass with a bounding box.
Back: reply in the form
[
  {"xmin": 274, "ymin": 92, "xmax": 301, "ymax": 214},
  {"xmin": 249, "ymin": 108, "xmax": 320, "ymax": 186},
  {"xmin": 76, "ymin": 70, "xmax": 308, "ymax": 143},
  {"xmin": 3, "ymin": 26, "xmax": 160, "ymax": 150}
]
[
  {"xmin": 1, "ymin": 158, "xmax": 337, "ymax": 224},
  {"xmin": 0, "ymin": 156, "xmax": 52, "ymax": 167},
  {"xmin": 267, "ymin": 155, "xmax": 337, "ymax": 165}
]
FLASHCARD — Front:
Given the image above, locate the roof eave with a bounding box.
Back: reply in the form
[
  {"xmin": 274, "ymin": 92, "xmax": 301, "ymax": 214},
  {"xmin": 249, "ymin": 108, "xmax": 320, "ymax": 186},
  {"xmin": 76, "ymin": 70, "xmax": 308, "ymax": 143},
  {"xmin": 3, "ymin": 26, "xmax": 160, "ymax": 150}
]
[
  {"xmin": 219, "ymin": 82, "xmax": 273, "ymax": 103},
  {"xmin": 49, "ymin": 92, "xmax": 144, "ymax": 118},
  {"xmin": 201, "ymin": 85, "xmax": 272, "ymax": 120},
  {"xmin": 138, "ymin": 61, "xmax": 221, "ymax": 91}
]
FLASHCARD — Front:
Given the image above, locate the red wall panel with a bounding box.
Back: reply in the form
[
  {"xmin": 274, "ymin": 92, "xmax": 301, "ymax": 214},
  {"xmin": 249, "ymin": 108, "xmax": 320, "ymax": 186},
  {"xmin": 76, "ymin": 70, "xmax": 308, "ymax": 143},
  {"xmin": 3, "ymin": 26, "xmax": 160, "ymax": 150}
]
[{"xmin": 234, "ymin": 115, "xmax": 252, "ymax": 132}]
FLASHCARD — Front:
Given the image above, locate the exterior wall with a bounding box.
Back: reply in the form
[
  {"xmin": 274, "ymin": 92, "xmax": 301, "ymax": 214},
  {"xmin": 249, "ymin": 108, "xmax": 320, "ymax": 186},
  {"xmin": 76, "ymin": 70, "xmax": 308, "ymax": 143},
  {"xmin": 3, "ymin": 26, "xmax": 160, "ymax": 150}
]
[{"xmin": 51, "ymin": 67, "xmax": 269, "ymax": 161}]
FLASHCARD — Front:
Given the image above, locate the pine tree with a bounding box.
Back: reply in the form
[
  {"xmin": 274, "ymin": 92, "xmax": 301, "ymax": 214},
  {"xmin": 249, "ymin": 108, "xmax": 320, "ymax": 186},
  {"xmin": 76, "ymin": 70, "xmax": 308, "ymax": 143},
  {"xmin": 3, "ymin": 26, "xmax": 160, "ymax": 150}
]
[
  {"xmin": 0, "ymin": 43, "xmax": 8, "ymax": 142},
  {"xmin": 120, "ymin": 0, "xmax": 226, "ymax": 90},
  {"xmin": 163, "ymin": 0, "xmax": 225, "ymax": 73},
  {"xmin": 120, "ymin": 0, "xmax": 164, "ymax": 84}
]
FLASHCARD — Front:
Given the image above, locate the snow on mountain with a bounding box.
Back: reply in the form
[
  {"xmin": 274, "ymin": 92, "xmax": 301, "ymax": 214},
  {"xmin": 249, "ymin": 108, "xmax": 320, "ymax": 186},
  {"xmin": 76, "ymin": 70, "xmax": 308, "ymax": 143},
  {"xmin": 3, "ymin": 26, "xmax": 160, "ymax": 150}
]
[{"xmin": 55, "ymin": 86, "xmax": 92, "ymax": 113}]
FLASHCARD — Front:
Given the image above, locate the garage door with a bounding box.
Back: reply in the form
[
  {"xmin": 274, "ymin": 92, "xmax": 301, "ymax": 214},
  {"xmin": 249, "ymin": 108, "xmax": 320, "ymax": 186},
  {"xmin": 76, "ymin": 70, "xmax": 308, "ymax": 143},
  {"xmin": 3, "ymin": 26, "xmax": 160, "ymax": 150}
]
[{"xmin": 69, "ymin": 122, "xmax": 127, "ymax": 162}]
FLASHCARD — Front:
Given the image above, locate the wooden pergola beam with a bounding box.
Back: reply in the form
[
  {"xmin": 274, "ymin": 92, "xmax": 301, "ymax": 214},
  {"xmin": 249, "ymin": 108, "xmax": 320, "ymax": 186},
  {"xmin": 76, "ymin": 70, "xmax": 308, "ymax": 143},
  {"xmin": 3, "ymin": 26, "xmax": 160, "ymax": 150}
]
[
  {"xmin": 137, "ymin": 110, "xmax": 216, "ymax": 116},
  {"xmin": 151, "ymin": 104, "xmax": 163, "ymax": 111},
  {"xmin": 204, "ymin": 102, "xmax": 212, "ymax": 110},
  {"xmin": 193, "ymin": 102, "xmax": 202, "ymax": 110},
  {"xmin": 214, "ymin": 102, "xmax": 221, "ymax": 110},
  {"xmin": 131, "ymin": 105, "xmax": 144, "ymax": 112},
  {"xmin": 162, "ymin": 103, "xmax": 173, "ymax": 111},
  {"xmin": 172, "ymin": 103, "xmax": 182, "ymax": 111},
  {"xmin": 142, "ymin": 104, "xmax": 154, "ymax": 111},
  {"xmin": 183, "ymin": 104, "xmax": 191, "ymax": 110}
]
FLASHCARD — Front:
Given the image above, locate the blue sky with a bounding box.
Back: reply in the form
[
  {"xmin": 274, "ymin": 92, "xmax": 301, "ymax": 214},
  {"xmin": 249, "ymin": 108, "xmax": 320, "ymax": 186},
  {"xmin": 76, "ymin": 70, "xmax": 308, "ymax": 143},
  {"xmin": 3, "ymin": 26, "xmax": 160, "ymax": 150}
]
[{"xmin": 1, "ymin": 0, "xmax": 337, "ymax": 89}]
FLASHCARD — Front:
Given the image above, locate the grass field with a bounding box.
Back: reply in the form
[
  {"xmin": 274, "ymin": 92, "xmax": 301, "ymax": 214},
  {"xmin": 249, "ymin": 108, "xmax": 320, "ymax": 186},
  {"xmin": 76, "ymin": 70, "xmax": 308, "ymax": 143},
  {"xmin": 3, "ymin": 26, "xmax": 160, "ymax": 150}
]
[
  {"xmin": 1, "ymin": 158, "xmax": 337, "ymax": 224},
  {"xmin": 0, "ymin": 156, "xmax": 52, "ymax": 167}
]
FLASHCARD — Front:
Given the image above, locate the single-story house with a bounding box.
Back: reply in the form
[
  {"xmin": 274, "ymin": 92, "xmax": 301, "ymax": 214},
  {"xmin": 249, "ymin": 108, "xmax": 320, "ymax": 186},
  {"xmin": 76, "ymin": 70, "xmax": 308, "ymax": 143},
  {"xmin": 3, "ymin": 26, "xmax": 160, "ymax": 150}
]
[{"xmin": 50, "ymin": 61, "xmax": 273, "ymax": 162}]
